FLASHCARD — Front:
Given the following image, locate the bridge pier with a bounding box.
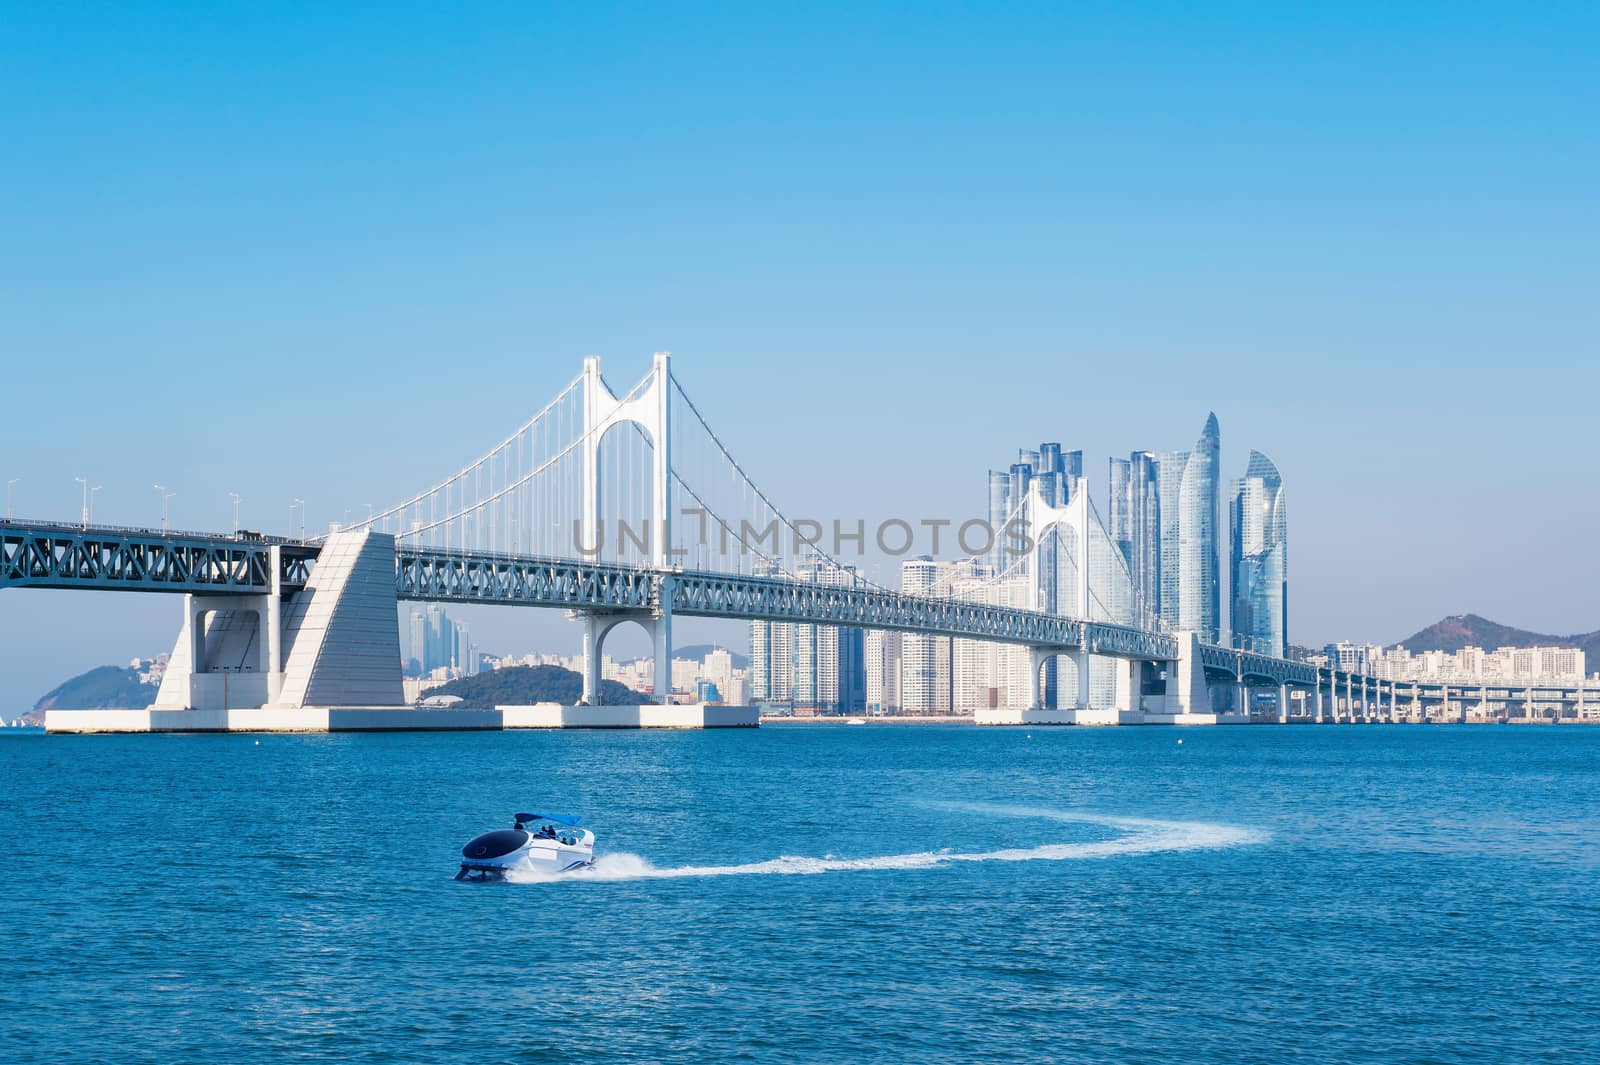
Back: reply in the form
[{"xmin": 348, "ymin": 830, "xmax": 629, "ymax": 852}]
[
  {"xmin": 578, "ymin": 606, "xmax": 673, "ymax": 706},
  {"xmin": 1113, "ymin": 659, "xmax": 1138, "ymax": 714},
  {"xmin": 266, "ymin": 544, "xmax": 283, "ymax": 705},
  {"xmin": 151, "ymin": 591, "xmax": 273, "ymax": 710},
  {"xmin": 148, "ymin": 529, "xmax": 404, "ymax": 715},
  {"xmin": 1147, "ymin": 631, "xmax": 1211, "ymax": 720},
  {"xmin": 1026, "ymin": 646, "xmax": 1052, "ymax": 710}
]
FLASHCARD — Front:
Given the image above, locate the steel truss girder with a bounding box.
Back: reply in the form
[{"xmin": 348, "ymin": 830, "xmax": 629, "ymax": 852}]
[
  {"xmin": 1199, "ymin": 642, "xmax": 1318, "ymax": 685},
  {"xmin": 0, "ymin": 521, "xmax": 312, "ymax": 595},
  {"xmin": 392, "ymin": 552, "xmax": 1179, "ymax": 659},
  {"xmin": 395, "ymin": 549, "xmax": 653, "ymax": 610},
  {"xmin": 667, "ymin": 570, "xmax": 1088, "ymax": 648}
]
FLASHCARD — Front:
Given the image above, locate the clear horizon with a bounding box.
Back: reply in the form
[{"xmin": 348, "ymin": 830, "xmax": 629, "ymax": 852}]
[{"xmin": 4, "ymin": 3, "xmax": 1597, "ymax": 707}]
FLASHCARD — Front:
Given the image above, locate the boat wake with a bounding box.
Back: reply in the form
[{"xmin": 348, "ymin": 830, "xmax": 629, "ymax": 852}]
[{"xmin": 504, "ymin": 804, "xmax": 1266, "ymax": 883}]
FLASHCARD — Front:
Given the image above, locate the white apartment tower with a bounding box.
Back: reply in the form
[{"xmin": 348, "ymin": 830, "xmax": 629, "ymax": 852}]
[{"xmin": 900, "ymin": 557, "xmax": 952, "ymax": 714}]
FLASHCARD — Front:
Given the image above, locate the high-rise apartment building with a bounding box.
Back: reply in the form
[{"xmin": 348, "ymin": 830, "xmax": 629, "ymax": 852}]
[
  {"xmin": 1108, "ymin": 450, "xmax": 1160, "ymax": 627},
  {"xmin": 1230, "ymin": 450, "xmax": 1288, "ymax": 656},
  {"xmin": 406, "ymin": 605, "xmax": 477, "ymax": 676},
  {"xmin": 408, "ymin": 610, "xmax": 427, "ymax": 675},
  {"xmin": 1157, "ymin": 414, "xmax": 1221, "ymax": 641},
  {"xmin": 947, "ymin": 560, "xmax": 1033, "ymax": 713},
  {"xmin": 900, "ymin": 556, "xmax": 952, "ymax": 714},
  {"xmin": 864, "ymin": 629, "xmax": 902, "ymax": 713},
  {"xmin": 750, "ymin": 559, "xmax": 864, "ymax": 713},
  {"xmin": 749, "ymin": 618, "xmax": 794, "ymax": 703},
  {"xmin": 986, "ymin": 470, "xmax": 1011, "ymax": 569}
]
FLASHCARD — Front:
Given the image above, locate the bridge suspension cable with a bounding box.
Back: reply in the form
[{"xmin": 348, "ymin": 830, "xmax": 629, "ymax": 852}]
[{"xmin": 667, "ymin": 371, "xmax": 871, "ymax": 588}]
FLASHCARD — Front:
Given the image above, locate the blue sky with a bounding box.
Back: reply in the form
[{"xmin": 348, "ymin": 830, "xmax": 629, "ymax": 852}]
[{"xmin": 2, "ymin": 3, "xmax": 1597, "ymax": 708}]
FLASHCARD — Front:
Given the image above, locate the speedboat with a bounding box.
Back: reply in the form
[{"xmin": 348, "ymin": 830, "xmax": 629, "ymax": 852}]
[{"xmin": 455, "ymin": 812, "xmax": 595, "ymax": 881}]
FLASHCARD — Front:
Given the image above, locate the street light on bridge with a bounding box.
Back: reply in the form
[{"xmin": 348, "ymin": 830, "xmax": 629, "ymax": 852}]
[
  {"xmin": 74, "ymin": 476, "xmax": 88, "ymax": 526},
  {"xmin": 291, "ymin": 498, "xmax": 305, "ymax": 540},
  {"xmin": 6, "ymin": 478, "xmax": 17, "ymax": 521},
  {"xmin": 154, "ymin": 485, "xmax": 176, "ymax": 532},
  {"xmin": 229, "ymin": 492, "xmax": 242, "ymax": 533}
]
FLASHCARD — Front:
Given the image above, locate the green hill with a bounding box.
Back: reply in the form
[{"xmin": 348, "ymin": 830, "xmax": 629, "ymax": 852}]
[
  {"xmin": 27, "ymin": 666, "xmax": 158, "ymax": 724},
  {"xmin": 425, "ymin": 665, "xmax": 648, "ymax": 708}
]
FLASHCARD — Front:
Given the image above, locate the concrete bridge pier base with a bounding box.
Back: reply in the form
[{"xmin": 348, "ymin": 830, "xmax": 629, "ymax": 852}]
[
  {"xmin": 1074, "ymin": 649, "xmax": 1092, "ymax": 710},
  {"xmin": 1026, "ymin": 646, "xmax": 1052, "ymax": 711},
  {"xmin": 118, "ymin": 529, "xmax": 405, "ymax": 726},
  {"xmin": 579, "ymin": 607, "xmax": 673, "ymax": 707}
]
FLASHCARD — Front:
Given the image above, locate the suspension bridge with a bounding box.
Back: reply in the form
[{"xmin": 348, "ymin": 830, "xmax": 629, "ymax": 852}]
[{"xmin": 5, "ymin": 354, "xmax": 1591, "ymax": 731}]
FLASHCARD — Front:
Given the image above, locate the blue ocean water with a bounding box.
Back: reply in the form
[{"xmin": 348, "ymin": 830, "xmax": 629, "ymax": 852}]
[{"xmin": 3, "ymin": 724, "xmax": 1598, "ymax": 1063}]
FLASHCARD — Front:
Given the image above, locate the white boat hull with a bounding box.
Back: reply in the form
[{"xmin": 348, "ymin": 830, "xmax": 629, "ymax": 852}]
[{"xmin": 457, "ymin": 827, "xmax": 595, "ymax": 880}]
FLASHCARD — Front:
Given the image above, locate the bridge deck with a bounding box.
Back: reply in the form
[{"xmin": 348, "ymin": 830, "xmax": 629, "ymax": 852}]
[{"xmin": 1, "ymin": 519, "xmax": 314, "ymax": 595}]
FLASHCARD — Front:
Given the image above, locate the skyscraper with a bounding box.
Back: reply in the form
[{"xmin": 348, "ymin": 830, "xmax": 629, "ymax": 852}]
[
  {"xmin": 425, "ymin": 604, "xmax": 446, "ymax": 672},
  {"xmin": 1062, "ymin": 447, "xmax": 1084, "ymax": 501},
  {"xmin": 1108, "ymin": 451, "xmax": 1160, "ymax": 627},
  {"xmin": 900, "ymin": 556, "xmax": 951, "ymax": 714},
  {"xmin": 408, "ymin": 605, "xmax": 475, "ymax": 676},
  {"xmin": 1179, "ymin": 413, "xmax": 1222, "ymax": 641},
  {"xmin": 759, "ymin": 558, "xmax": 864, "ymax": 714},
  {"xmin": 1230, "ymin": 450, "xmax": 1288, "ymax": 656},
  {"xmin": 407, "ymin": 610, "xmax": 427, "ymax": 676},
  {"xmin": 748, "ymin": 617, "xmax": 793, "ymax": 703},
  {"xmin": 864, "ymin": 629, "xmax": 902, "ymax": 713},
  {"xmin": 1156, "ymin": 450, "xmax": 1185, "ymax": 630},
  {"xmin": 986, "ymin": 470, "xmax": 1011, "ymax": 569},
  {"xmin": 1158, "ymin": 414, "xmax": 1222, "ymax": 641}
]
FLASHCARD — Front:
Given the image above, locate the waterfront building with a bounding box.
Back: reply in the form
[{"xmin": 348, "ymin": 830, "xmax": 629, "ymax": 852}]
[
  {"xmin": 1229, "ymin": 450, "xmax": 1288, "ymax": 656},
  {"xmin": 408, "ymin": 611, "xmax": 427, "ymax": 675},
  {"xmin": 864, "ymin": 629, "xmax": 902, "ymax": 713},
  {"xmin": 752, "ymin": 558, "xmax": 863, "ymax": 714},
  {"xmin": 900, "ymin": 556, "xmax": 952, "ymax": 714},
  {"xmin": 1108, "ymin": 450, "xmax": 1160, "ymax": 626},
  {"xmin": 749, "ymin": 617, "xmax": 794, "ymax": 703},
  {"xmin": 1158, "ymin": 414, "xmax": 1221, "ymax": 641},
  {"xmin": 801, "ymin": 559, "xmax": 865, "ymax": 714},
  {"xmin": 986, "ymin": 470, "xmax": 1011, "ymax": 569},
  {"xmin": 1360, "ymin": 642, "xmax": 1591, "ymax": 684},
  {"xmin": 1062, "ymin": 447, "xmax": 1085, "ymax": 501},
  {"xmin": 947, "ymin": 561, "xmax": 1033, "ymax": 713},
  {"xmin": 407, "ymin": 605, "xmax": 477, "ymax": 677}
]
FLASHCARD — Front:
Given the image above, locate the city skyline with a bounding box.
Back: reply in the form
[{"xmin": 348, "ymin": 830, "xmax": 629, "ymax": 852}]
[
  {"xmin": 750, "ymin": 413, "xmax": 1290, "ymax": 715},
  {"xmin": 6, "ymin": 10, "xmax": 1597, "ymax": 1063},
  {"xmin": 2, "ymin": 383, "xmax": 1593, "ymax": 712},
  {"xmin": 3, "ymin": 5, "xmax": 1597, "ymax": 711}
]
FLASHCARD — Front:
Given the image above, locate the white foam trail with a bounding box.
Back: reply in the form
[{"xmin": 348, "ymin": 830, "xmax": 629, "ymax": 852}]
[{"xmin": 505, "ymin": 805, "xmax": 1266, "ymax": 883}]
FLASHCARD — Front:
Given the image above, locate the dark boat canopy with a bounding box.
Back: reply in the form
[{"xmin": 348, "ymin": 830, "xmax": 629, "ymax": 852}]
[{"xmin": 462, "ymin": 829, "xmax": 529, "ymax": 860}]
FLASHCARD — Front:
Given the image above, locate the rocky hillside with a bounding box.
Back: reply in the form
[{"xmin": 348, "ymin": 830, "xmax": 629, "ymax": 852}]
[
  {"xmin": 1394, "ymin": 614, "xmax": 1600, "ymax": 660},
  {"xmin": 26, "ymin": 666, "xmax": 159, "ymax": 725}
]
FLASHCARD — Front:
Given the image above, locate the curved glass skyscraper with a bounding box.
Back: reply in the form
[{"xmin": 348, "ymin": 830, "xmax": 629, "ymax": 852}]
[
  {"xmin": 1229, "ymin": 450, "xmax": 1288, "ymax": 656},
  {"xmin": 1157, "ymin": 414, "xmax": 1221, "ymax": 641}
]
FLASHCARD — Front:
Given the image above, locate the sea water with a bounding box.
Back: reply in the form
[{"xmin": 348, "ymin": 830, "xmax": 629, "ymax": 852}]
[{"xmin": 2, "ymin": 724, "xmax": 1597, "ymax": 1062}]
